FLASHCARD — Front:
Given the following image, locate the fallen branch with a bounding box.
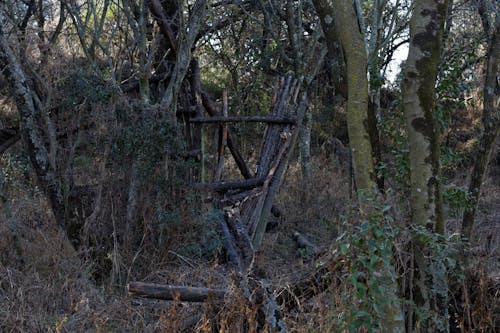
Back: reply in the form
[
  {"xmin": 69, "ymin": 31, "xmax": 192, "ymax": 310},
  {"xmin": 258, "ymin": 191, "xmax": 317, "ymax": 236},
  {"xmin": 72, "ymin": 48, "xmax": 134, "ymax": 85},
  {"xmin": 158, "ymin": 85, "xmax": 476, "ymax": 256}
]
[
  {"xmin": 128, "ymin": 282, "xmax": 227, "ymax": 302},
  {"xmin": 129, "ymin": 261, "xmax": 337, "ymax": 311}
]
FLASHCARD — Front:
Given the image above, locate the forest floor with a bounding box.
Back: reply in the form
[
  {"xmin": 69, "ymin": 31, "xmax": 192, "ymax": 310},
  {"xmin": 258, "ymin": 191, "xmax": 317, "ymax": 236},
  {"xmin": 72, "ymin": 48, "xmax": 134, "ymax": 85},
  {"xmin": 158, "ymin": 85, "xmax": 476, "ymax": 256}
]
[{"xmin": 0, "ymin": 153, "xmax": 499, "ymax": 332}]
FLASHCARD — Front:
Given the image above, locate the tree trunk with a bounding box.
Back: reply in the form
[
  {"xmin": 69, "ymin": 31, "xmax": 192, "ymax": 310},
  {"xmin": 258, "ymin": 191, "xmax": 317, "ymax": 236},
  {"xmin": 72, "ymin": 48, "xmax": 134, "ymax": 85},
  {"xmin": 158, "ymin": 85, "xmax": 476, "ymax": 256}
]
[
  {"xmin": 314, "ymin": 3, "xmax": 404, "ymax": 332},
  {"xmin": 401, "ymin": 0, "xmax": 449, "ymax": 331},
  {"xmin": 311, "ymin": 0, "xmax": 348, "ymax": 98},
  {"xmin": 461, "ymin": 14, "xmax": 500, "ymax": 241},
  {"xmin": 329, "ymin": 1, "xmax": 376, "ymax": 195},
  {"xmin": 403, "ymin": 0, "xmax": 447, "ymax": 234},
  {"xmin": 0, "ymin": 25, "xmax": 68, "ymax": 241},
  {"xmin": 367, "ymin": 0, "xmax": 386, "ymax": 192}
]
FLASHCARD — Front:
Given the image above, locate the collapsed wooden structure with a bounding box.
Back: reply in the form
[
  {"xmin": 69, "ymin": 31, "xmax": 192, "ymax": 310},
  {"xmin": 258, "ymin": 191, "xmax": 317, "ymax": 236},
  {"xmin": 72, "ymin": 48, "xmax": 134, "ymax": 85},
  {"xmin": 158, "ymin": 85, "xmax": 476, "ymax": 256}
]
[
  {"xmin": 207, "ymin": 77, "xmax": 307, "ymax": 273},
  {"xmin": 128, "ymin": 77, "xmax": 317, "ymax": 331}
]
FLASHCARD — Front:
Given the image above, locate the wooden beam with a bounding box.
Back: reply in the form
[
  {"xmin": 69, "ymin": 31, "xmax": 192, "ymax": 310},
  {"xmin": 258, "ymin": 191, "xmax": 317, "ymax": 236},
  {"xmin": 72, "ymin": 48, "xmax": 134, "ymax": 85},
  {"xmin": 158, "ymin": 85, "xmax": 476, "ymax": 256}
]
[
  {"xmin": 128, "ymin": 282, "xmax": 227, "ymax": 302},
  {"xmin": 199, "ymin": 88, "xmax": 253, "ymax": 180},
  {"xmin": 190, "ymin": 116, "xmax": 297, "ymax": 124}
]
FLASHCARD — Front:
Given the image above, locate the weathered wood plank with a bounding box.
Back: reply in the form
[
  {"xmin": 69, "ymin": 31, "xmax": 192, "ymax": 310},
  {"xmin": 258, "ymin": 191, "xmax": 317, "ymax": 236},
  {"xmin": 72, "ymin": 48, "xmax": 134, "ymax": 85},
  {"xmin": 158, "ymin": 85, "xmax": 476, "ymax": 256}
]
[{"xmin": 128, "ymin": 282, "xmax": 227, "ymax": 302}]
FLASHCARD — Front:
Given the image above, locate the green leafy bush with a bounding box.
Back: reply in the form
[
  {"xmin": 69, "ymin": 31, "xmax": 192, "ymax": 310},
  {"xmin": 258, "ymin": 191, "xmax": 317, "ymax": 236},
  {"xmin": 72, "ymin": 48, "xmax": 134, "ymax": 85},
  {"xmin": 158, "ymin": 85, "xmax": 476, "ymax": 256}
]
[{"xmin": 332, "ymin": 204, "xmax": 401, "ymax": 332}]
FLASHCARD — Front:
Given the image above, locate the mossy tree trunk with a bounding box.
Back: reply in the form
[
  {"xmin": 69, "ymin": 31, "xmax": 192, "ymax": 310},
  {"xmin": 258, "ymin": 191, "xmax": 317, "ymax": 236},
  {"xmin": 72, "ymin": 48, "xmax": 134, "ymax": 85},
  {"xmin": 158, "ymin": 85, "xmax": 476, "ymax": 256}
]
[
  {"xmin": 310, "ymin": 0, "xmax": 348, "ymax": 99},
  {"xmin": 313, "ymin": 2, "xmax": 404, "ymax": 331},
  {"xmin": 327, "ymin": 1, "xmax": 376, "ymax": 195},
  {"xmin": 461, "ymin": 11, "xmax": 500, "ymax": 242},
  {"xmin": 401, "ymin": 0, "xmax": 449, "ymax": 331}
]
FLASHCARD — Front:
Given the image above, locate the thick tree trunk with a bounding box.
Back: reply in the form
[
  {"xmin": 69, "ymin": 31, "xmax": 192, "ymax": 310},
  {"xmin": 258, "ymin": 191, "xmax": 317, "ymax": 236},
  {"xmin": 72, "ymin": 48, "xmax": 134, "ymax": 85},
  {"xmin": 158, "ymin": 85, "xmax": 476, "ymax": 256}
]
[
  {"xmin": 314, "ymin": 3, "xmax": 403, "ymax": 332},
  {"xmin": 311, "ymin": 0, "xmax": 347, "ymax": 99},
  {"xmin": 403, "ymin": 0, "xmax": 447, "ymax": 233},
  {"xmin": 461, "ymin": 15, "xmax": 500, "ymax": 241},
  {"xmin": 401, "ymin": 1, "xmax": 449, "ymax": 331},
  {"xmin": 0, "ymin": 26, "xmax": 68, "ymax": 240},
  {"xmin": 329, "ymin": 1, "xmax": 376, "ymax": 195}
]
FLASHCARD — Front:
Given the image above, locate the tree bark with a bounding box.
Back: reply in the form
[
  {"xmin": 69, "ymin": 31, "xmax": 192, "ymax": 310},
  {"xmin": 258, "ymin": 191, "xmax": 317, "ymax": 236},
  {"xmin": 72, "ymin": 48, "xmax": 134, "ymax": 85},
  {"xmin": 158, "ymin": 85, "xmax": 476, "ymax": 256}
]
[
  {"xmin": 0, "ymin": 25, "xmax": 69, "ymax": 243},
  {"xmin": 313, "ymin": 3, "xmax": 403, "ymax": 331},
  {"xmin": 299, "ymin": 108, "xmax": 312, "ymax": 202},
  {"xmin": 403, "ymin": 0, "xmax": 447, "ymax": 233},
  {"xmin": 367, "ymin": 0, "xmax": 386, "ymax": 192},
  {"xmin": 461, "ymin": 14, "xmax": 500, "ymax": 241},
  {"xmin": 401, "ymin": 0, "xmax": 449, "ymax": 331},
  {"xmin": 311, "ymin": 0, "xmax": 348, "ymax": 99},
  {"xmin": 329, "ymin": 1, "xmax": 377, "ymax": 195}
]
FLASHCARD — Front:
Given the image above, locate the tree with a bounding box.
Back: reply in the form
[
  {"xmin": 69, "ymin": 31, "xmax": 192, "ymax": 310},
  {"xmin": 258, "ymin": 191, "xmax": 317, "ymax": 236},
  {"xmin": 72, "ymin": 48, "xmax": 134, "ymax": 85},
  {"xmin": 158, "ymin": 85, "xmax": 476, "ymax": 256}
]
[
  {"xmin": 0, "ymin": 19, "xmax": 71, "ymax": 245},
  {"xmin": 312, "ymin": 1, "xmax": 404, "ymax": 331},
  {"xmin": 461, "ymin": 3, "xmax": 499, "ymax": 242},
  {"xmin": 315, "ymin": 0, "xmax": 376, "ymax": 195},
  {"xmin": 401, "ymin": 0, "xmax": 449, "ymax": 331}
]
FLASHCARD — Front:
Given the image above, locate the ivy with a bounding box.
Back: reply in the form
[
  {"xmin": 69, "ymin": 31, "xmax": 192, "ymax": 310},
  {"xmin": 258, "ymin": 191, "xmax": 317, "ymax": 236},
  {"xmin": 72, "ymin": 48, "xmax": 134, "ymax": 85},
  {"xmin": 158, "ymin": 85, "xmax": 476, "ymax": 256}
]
[{"xmin": 332, "ymin": 205, "xmax": 401, "ymax": 332}]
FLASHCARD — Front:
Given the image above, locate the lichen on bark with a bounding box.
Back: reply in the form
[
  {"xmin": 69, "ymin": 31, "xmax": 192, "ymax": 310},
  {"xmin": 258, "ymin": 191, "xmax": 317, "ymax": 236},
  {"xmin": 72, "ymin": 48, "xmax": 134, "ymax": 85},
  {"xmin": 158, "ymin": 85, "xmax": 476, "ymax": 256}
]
[{"xmin": 402, "ymin": 0, "xmax": 450, "ymax": 331}]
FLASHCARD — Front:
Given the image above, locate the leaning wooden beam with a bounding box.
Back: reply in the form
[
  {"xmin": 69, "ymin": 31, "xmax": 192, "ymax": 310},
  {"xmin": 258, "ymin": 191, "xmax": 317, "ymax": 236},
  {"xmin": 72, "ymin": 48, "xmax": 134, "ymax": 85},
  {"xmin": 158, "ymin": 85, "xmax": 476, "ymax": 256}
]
[
  {"xmin": 192, "ymin": 177, "xmax": 266, "ymax": 191},
  {"xmin": 216, "ymin": 212, "xmax": 244, "ymax": 273},
  {"xmin": 251, "ymin": 94, "xmax": 308, "ymax": 247},
  {"xmin": 128, "ymin": 282, "xmax": 227, "ymax": 302},
  {"xmin": 214, "ymin": 89, "xmax": 228, "ymax": 181},
  {"xmin": 190, "ymin": 116, "xmax": 297, "ymax": 124}
]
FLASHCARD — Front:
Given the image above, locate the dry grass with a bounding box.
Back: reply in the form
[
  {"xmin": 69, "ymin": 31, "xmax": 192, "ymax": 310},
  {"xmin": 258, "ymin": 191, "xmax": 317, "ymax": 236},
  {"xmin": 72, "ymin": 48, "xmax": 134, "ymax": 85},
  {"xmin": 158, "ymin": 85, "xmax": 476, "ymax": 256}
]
[{"xmin": 1, "ymin": 146, "xmax": 499, "ymax": 332}]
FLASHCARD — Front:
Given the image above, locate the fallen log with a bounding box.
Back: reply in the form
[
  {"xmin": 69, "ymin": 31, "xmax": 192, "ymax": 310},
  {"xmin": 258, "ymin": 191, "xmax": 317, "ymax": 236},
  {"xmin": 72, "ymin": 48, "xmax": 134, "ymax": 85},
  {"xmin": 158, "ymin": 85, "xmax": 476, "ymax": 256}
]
[
  {"xmin": 128, "ymin": 263, "xmax": 336, "ymax": 311},
  {"xmin": 128, "ymin": 282, "xmax": 227, "ymax": 302}
]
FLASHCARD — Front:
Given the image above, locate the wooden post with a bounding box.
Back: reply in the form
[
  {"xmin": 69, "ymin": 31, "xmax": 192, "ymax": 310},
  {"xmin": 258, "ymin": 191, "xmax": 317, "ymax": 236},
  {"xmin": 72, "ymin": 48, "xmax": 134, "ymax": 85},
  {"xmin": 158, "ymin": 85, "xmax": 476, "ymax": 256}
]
[{"xmin": 215, "ymin": 89, "xmax": 228, "ymax": 181}]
